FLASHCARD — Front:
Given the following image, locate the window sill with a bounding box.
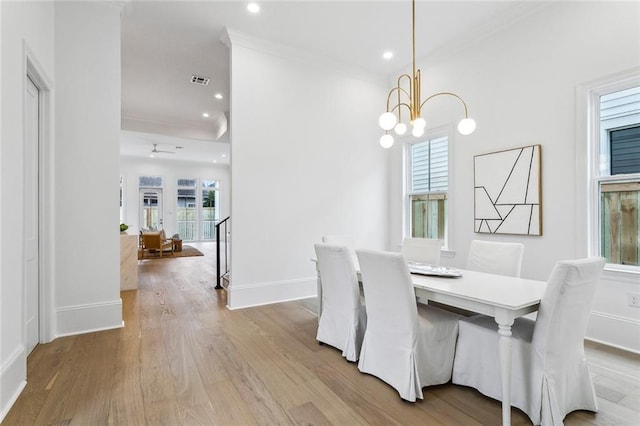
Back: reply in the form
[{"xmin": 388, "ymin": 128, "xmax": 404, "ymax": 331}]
[{"xmin": 602, "ymin": 264, "xmax": 640, "ymax": 283}]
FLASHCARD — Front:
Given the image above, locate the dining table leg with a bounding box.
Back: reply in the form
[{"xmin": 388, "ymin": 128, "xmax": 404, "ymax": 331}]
[{"xmin": 495, "ymin": 313, "xmax": 515, "ymax": 426}]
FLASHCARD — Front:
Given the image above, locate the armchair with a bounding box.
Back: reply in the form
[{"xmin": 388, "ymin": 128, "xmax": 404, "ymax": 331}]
[{"xmin": 139, "ymin": 230, "xmax": 174, "ymax": 258}]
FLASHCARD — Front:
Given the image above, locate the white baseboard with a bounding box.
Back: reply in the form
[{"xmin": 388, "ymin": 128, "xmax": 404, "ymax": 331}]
[
  {"xmin": 227, "ymin": 277, "xmax": 317, "ymax": 310},
  {"xmin": 56, "ymin": 299, "xmax": 124, "ymax": 337},
  {"xmin": 587, "ymin": 310, "xmax": 640, "ymax": 354},
  {"xmin": 0, "ymin": 345, "xmax": 27, "ymax": 423}
]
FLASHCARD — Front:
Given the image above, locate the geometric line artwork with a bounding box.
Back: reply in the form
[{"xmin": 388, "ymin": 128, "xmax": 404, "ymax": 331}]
[{"xmin": 474, "ymin": 144, "xmax": 542, "ymax": 235}]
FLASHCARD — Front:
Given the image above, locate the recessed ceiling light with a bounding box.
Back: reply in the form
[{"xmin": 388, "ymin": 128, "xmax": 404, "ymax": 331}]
[
  {"xmin": 383, "ymin": 51, "xmax": 393, "ymax": 60},
  {"xmin": 247, "ymin": 3, "xmax": 260, "ymax": 13},
  {"xmin": 202, "ymin": 112, "xmax": 209, "ymax": 118},
  {"xmin": 221, "ymin": 154, "xmax": 227, "ymax": 158},
  {"xmin": 214, "ymin": 93, "xmax": 223, "ymax": 100}
]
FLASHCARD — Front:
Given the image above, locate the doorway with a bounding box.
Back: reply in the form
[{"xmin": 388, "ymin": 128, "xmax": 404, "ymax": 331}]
[{"xmin": 24, "ymin": 75, "xmax": 40, "ymax": 355}]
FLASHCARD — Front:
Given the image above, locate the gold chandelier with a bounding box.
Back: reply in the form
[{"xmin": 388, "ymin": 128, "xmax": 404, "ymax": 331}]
[{"xmin": 378, "ymin": 0, "xmax": 476, "ymax": 148}]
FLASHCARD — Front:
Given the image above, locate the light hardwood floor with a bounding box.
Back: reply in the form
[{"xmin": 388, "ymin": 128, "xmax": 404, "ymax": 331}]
[{"xmin": 4, "ymin": 242, "xmax": 640, "ymax": 425}]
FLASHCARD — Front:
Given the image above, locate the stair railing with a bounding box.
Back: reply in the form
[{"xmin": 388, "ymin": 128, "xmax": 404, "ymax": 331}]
[{"xmin": 215, "ymin": 216, "xmax": 230, "ymax": 289}]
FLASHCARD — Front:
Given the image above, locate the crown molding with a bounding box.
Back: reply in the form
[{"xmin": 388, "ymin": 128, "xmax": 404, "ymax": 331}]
[{"xmin": 220, "ymin": 27, "xmax": 387, "ymax": 87}]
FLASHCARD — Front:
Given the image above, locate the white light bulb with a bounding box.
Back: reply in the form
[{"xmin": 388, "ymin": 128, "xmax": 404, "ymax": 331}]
[
  {"xmin": 380, "ymin": 134, "xmax": 394, "ymax": 148},
  {"xmin": 247, "ymin": 3, "xmax": 260, "ymax": 13},
  {"xmin": 412, "ymin": 126, "xmax": 425, "ymax": 137},
  {"xmin": 379, "ymin": 112, "xmax": 397, "ymax": 131},
  {"xmin": 458, "ymin": 117, "xmax": 477, "ymax": 135},
  {"xmin": 412, "ymin": 117, "xmax": 426, "ymax": 130},
  {"xmin": 394, "ymin": 122, "xmax": 407, "ymax": 136}
]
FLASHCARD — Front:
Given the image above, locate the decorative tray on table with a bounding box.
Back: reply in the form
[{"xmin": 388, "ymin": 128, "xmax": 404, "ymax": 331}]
[{"xmin": 407, "ymin": 261, "xmax": 463, "ymax": 278}]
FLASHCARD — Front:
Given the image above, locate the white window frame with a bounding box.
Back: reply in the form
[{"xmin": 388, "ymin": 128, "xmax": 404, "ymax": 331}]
[
  {"xmin": 577, "ymin": 68, "xmax": 640, "ymax": 274},
  {"xmin": 404, "ymin": 126, "xmax": 454, "ymax": 249}
]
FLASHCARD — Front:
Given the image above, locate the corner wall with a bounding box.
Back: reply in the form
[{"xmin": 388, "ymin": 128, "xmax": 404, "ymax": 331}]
[
  {"xmin": 388, "ymin": 1, "xmax": 640, "ymax": 352},
  {"xmin": 224, "ymin": 31, "xmax": 389, "ymax": 308},
  {"xmin": 53, "ymin": 2, "xmax": 123, "ymax": 336}
]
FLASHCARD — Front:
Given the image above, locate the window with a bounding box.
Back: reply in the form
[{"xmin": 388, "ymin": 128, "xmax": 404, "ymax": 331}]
[
  {"xmin": 177, "ymin": 179, "xmax": 197, "ymax": 240},
  {"xmin": 202, "ymin": 180, "xmax": 220, "ymax": 240},
  {"xmin": 595, "ymin": 86, "xmax": 640, "ymax": 268},
  {"xmin": 407, "ymin": 135, "xmax": 449, "ymax": 243},
  {"xmin": 139, "ymin": 175, "xmax": 162, "ymax": 188}
]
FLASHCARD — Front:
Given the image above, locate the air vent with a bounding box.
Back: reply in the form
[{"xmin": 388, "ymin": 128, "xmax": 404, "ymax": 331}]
[{"xmin": 190, "ymin": 75, "xmax": 210, "ymax": 86}]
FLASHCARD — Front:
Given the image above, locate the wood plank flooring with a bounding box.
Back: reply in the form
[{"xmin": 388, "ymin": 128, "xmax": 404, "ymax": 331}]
[{"xmin": 4, "ymin": 242, "xmax": 640, "ymax": 425}]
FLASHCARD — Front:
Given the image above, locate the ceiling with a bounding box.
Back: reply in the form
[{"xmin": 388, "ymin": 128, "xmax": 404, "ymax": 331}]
[
  {"xmin": 120, "ymin": 0, "xmax": 544, "ymax": 164},
  {"xmin": 120, "ymin": 130, "xmax": 230, "ymax": 163}
]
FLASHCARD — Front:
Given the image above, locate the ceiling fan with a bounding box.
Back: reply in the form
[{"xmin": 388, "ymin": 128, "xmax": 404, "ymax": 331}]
[{"xmin": 150, "ymin": 143, "xmax": 175, "ymax": 155}]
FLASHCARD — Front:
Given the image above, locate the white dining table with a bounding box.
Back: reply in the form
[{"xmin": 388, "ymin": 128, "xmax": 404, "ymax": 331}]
[
  {"xmin": 313, "ymin": 260, "xmax": 547, "ymax": 426},
  {"xmin": 410, "ymin": 269, "xmax": 546, "ymax": 426}
]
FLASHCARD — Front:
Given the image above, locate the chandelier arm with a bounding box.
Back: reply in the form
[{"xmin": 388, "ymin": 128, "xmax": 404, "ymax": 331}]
[
  {"xmin": 385, "ymin": 86, "xmax": 412, "ymax": 111},
  {"xmin": 397, "ymin": 73, "xmax": 412, "ymax": 87},
  {"xmin": 413, "ymin": 69, "xmax": 421, "ymax": 121},
  {"xmin": 396, "ymin": 73, "xmax": 411, "ymax": 122},
  {"xmin": 397, "ymin": 84, "xmax": 402, "ymax": 123},
  {"xmin": 419, "ymin": 91, "xmax": 470, "ymax": 118},
  {"xmin": 389, "ymin": 102, "xmax": 412, "ymax": 115}
]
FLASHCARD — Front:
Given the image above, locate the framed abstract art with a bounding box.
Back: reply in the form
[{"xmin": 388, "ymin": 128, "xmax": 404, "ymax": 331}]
[{"xmin": 474, "ymin": 144, "xmax": 542, "ymax": 235}]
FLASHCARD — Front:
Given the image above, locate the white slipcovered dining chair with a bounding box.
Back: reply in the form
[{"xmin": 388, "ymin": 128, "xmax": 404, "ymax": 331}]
[
  {"xmin": 452, "ymin": 257, "xmax": 605, "ymax": 425},
  {"xmin": 401, "ymin": 237, "xmax": 442, "ymax": 265},
  {"xmin": 355, "ymin": 249, "xmax": 460, "ymax": 402},
  {"xmin": 314, "ymin": 243, "xmax": 366, "ymax": 362},
  {"xmin": 466, "ymin": 240, "xmax": 525, "ymax": 277}
]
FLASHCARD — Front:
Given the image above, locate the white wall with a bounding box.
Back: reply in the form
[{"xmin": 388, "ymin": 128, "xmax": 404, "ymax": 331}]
[
  {"xmin": 389, "ymin": 2, "xmax": 640, "ymax": 352},
  {"xmin": 119, "ymin": 155, "xmax": 231, "ymax": 236},
  {"xmin": 225, "ymin": 31, "xmax": 389, "ymax": 308},
  {"xmin": 54, "ymin": 2, "xmax": 123, "ymax": 336},
  {"xmin": 0, "ymin": 1, "xmax": 54, "ymax": 419}
]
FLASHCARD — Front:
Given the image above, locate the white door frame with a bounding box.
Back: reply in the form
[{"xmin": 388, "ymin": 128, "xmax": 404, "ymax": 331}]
[
  {"xmin": 24, "ymin": 74, "xmax": 40, "ymax": 354},
  {"xmin": 24, "ymin": 43, "xmax": 55, "ymax": 344}
]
